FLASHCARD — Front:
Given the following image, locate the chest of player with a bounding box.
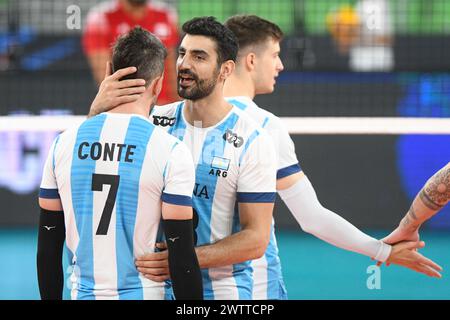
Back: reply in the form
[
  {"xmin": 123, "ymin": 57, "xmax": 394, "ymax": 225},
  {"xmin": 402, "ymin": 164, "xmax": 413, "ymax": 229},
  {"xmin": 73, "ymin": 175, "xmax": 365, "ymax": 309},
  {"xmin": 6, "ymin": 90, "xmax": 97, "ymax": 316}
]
[
  {"xmin": 192, "ymin": 152, "xmax": 239, "ymax": 201},
  {"xmin": 187, "ymin": 130, "xmax": 247, "ymax": 201},
  {"xmin": 151, "ymin": 111, "xmax": 252, "ymax": 200}
]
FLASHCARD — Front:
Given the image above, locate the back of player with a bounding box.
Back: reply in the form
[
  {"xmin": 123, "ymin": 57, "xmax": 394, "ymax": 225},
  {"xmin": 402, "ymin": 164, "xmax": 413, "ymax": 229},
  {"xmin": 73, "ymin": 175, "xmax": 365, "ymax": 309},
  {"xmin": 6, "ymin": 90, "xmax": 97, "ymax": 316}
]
[
  {"xmin": 38, "ymin": 26, "xmax": 202, "ymax": 300},
  {"xmin": 40, "ymin": 113, "xmax": 194, "ymax": 299}
]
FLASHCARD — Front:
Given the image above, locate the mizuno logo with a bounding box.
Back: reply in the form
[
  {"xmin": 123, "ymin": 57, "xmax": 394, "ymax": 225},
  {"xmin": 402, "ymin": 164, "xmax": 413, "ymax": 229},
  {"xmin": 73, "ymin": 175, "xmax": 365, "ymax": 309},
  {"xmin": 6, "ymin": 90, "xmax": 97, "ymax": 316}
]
[
  {"xmin": 153, "ymin": 116, "xmax": 176, "ymax": 127},
  {"xmin": 43, "ymin": 226, "xmax": 56, "ymax": 230},
  {"xmin": 168, "ymin": 237, "xmax": 179, "ymax": 242},
  {"xmin": 223, "ymin": 129, "xmax": 244, "ymax": 148}
]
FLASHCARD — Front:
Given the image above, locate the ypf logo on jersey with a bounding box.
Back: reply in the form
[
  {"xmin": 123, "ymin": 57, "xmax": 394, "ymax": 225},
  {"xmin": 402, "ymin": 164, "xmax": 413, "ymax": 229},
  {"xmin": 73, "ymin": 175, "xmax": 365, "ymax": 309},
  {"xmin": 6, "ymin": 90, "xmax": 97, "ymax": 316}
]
[
  {"xmin": 223, "ymin": 129, "xmax": 244, "ymax": 148},
  {"xmin": 209, "ymin": 156, "xmax": 230, "ymax": 178},
  {"xmin": 153, "ymin": 116, "xmax": 176, "ymax": 127}
]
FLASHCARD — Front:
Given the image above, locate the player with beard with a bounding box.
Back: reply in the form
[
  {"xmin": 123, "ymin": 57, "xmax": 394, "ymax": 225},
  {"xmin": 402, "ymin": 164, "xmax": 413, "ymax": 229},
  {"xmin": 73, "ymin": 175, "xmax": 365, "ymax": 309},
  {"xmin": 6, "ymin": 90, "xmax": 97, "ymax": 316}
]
[{"xmin": 135, "ymin": 17, "xmax": 278, "ymax": 300}]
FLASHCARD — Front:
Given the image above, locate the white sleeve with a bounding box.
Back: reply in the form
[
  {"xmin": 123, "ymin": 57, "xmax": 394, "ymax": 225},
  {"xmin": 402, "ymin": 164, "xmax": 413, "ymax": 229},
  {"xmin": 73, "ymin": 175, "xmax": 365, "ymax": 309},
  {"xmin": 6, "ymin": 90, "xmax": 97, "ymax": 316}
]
[
  {"xmin": 278, "ymin": 175, "xmax": 392, "ymax": 262},
  {"xmin": 39, "ymin": 136, "xmax": 60, "ymax": 199},
  {"xmin": 162, "ymin": 142, "xmax": 195, "ymax": 207},
  {"xmin": 237, "ymin": 131, "xmax": 277, "ymax": 203},
  {"xmin": 264, "ymin": 116, "xmax": 302, "ymax": 179}
]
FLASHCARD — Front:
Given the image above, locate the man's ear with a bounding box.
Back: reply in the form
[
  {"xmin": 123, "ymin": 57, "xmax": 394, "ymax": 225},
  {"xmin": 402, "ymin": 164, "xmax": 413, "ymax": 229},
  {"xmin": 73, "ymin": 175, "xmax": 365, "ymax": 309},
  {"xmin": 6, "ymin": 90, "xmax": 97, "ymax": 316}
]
[
  {"xmin": 244, "ymin": 52, "xmax": 257, "ymax": 72},
  {"xmin": 220, "ymin": 60, "xmax": 235, "ymax": 81},
  {"xmin": 150, "ymin": 74, "xmax": 164, "ymax": 97}
]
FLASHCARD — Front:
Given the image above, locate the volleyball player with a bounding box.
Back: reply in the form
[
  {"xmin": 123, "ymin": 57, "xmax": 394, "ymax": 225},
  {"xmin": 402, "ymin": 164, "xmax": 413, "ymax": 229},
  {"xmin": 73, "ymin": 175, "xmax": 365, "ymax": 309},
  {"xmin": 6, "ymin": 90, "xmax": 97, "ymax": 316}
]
[
  {"xmin": 221, "ymin": 15, "xmax": 442, "ymax": 297},
  {"xmin": 37, "ymin": 27, "xmax": 202, "ymax": 300}
]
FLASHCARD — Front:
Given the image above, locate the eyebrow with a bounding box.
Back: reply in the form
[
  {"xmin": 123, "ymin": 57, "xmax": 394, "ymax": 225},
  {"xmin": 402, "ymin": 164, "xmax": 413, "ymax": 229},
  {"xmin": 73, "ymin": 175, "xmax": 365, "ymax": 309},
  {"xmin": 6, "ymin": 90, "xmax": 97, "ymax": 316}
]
[
  {"xmin": 179, "ymin": 46, "xmax": 209, "ymax": 57},
  {"xmin": 192, "ymin": 49, "xmax": 209, "ymax": 56}
]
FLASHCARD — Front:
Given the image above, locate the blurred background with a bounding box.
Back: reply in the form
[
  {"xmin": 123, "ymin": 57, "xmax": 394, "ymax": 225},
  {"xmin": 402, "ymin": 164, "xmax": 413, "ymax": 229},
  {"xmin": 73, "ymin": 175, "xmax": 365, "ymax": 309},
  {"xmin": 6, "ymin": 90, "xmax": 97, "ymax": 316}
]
[{"xmin": 0, "ymin": 0, "xmax": 449, "ymax": 299}]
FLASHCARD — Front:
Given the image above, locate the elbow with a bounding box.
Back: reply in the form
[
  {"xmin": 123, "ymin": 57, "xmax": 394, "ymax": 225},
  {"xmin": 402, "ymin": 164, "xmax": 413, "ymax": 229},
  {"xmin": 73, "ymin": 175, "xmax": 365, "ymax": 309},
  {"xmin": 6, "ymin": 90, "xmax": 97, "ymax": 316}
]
[
  {"xmin": 299, "ymin": 220, "xmax": 319, "ymax": 236},
  {"xmin": 294, "ymin": 205, "xmax": 325, "ymax": 236},
  {"xmin": 300, "ymin": 222, "xmax": 313, "ymax": 234},
  {"xmin": 251, "ymin": 235, "xmax": 271, "ymax": 260}
]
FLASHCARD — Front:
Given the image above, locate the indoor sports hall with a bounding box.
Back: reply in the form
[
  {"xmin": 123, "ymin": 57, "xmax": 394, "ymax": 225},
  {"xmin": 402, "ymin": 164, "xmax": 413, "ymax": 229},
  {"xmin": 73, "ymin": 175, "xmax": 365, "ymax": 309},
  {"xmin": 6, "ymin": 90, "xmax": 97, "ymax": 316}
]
[{"xmin": 0, "ymin": 0, "xmax": 449, "ymax": 299}]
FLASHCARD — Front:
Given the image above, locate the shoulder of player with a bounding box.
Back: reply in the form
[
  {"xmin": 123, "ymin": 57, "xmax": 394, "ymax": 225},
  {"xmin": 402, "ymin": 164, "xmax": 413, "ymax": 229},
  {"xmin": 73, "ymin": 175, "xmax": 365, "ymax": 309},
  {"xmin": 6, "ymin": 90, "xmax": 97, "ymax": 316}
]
[
  {"xmin": 49, "ymin": 122, "xmax": 82, "ymax": 158},
  {"xmin": 230, "ymin": 107, "xmax": 272, "ymax": 143},
  {"xmin": 243, "ymin": 101, "xmax": 282, "ymax": 128},
  {"xmin": 228, "ymin": 97, "xmax": 281, "ymax": 129},
  {"xmin": 245, "ymin": 104, "xmax": 287, "ymax": 134},
  {"xmin": 152, "ymin": 101, "xmax": 181, "ymax": 117},
  {"xmin": 55, "ymin": 121, "xmax": 81, "ymax": 144},
  {"xmin": 151, "ymin": 125, "xmax": 189, "ymax": 156},
  {"xmin": 263, "ymin": 112, "xmax": 286, "ymax": 132}
]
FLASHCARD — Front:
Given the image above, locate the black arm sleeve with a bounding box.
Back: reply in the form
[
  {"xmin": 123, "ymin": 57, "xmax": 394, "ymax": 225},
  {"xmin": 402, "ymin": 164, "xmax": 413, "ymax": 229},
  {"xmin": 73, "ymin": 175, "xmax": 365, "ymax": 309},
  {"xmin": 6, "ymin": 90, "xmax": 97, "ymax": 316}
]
[
  {"xmin": 37, "ymin": 208, "xmax": 65, "ymax": 300},
  {"xmin": 163, "ymin": 219, "xmax": 203, "ymax": 300}
]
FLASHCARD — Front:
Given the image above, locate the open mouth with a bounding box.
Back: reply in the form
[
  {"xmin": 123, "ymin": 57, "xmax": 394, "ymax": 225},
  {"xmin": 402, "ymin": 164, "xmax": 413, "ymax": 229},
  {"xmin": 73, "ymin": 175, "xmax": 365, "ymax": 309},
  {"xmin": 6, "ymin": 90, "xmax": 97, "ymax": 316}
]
[{"xmin": 178, "ymin": 74, "xmax": 195, "ymax": 87}]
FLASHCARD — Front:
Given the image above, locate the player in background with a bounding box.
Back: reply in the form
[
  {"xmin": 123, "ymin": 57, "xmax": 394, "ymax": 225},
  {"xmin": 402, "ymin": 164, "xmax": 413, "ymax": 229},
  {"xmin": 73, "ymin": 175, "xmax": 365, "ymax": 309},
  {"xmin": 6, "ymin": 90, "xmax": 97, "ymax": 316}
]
[
  {"xmin": 37, "ymin": 27, "xmax": 202, "ymax": 300},
  {"xmin": 82, "ymin": 0, "xmax": 179, "ymax": 104},
  {"xmin": 221, "ymin": 15, "xmax": 442, "ymax": 298}
]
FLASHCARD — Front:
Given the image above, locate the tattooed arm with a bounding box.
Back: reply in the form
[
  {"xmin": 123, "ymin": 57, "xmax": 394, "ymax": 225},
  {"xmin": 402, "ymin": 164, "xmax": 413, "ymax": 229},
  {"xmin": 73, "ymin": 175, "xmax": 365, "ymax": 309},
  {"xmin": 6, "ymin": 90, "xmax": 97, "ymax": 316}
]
[{"xmin": 383, "ymin": 162, "xmax": 450, "ymax": 244}]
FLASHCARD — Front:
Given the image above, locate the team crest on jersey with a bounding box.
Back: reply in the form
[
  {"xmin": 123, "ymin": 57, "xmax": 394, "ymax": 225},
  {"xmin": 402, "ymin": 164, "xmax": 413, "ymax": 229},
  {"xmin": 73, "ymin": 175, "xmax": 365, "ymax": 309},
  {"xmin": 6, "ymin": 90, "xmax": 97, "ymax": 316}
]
[
  {"xmin": 209, "ymin": 156, "xmax": 230, "ymax": 178},
  {"xmin": 153, "ymin": 116, "xmax": 175, "ymax": 127},
  {"xmin": 223, "ymin": 129, "xmax": 244, "ymax": 148}
]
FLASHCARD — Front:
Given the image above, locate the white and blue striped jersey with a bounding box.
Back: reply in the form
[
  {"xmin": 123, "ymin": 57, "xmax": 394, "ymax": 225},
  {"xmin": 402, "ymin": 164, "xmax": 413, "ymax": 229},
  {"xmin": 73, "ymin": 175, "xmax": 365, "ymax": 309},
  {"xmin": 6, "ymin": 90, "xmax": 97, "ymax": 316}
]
[
  {"xmin": 227, "ymin": 96, "xmax": 302, "ymax": 300},
  {"xmin": 227, "ymin": 96, "xmax": 301, "ymax": 178},
  {"xmin": 39, "ymin": 112, "xmax": 195, "ymax": 300},
  {"xmin": 151, "ymin": 102, "xmax": 277, "ymax": 300}
]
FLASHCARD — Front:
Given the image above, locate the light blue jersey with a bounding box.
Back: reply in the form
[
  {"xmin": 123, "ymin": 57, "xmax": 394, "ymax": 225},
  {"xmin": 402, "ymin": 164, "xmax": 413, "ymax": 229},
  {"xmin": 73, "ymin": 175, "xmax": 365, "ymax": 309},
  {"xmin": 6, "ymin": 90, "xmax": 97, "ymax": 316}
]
[
  {"xmin": 227, "ymin": 96, "xmax": 302, "ymax": 300},
  {"xmin": 40, "ymin": 112, "xmax": 195, "ymax": 299},
  {"xmin": 151, "ymin": 102, "xmax": 278, "ymax": 300}
]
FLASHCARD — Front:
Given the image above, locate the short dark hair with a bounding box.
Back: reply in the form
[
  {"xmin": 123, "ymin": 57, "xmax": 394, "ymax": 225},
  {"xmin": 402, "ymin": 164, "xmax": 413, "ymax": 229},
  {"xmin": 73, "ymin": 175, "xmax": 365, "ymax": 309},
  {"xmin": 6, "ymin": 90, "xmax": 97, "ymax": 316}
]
[
  {"xmin": 225, "ymin": 15, "xmax": 284, "ymax": 50},
  {"xmin": 112, "ymin": 26, "xmax": 167, "ymax": 87},
  {"xmin": 182, "ymin": 16, "xmax": 238, "ymax": 65}
]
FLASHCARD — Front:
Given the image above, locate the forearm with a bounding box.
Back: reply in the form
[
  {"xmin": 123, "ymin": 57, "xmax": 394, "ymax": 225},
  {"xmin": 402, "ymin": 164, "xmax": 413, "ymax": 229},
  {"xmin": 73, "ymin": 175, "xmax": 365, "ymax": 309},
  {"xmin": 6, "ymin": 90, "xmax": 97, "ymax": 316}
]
[
  {"xmin": 163, "ymin": 219, "xmax": 203, "ymax": 300},
  {"xmin": 306, "ymin": 206, "xmax": 391, "ymax": 261},
  {"xmin": 37, "ymin": 208, "xmax": 65, "ymax": 300},
  {"xmin": 279, "ymin": 176, "xmax": 391, "ymax": 262},
  {"xmin": 195, "ymin": 229, "xmax": 266, "ymax": 269},
  {"xmin": 37, "ymin": 247, "xmax": 64, "ymax": 300},
  {"xmin": 400, "ymin": 163, "xmax": 450, "ymax": 230}
]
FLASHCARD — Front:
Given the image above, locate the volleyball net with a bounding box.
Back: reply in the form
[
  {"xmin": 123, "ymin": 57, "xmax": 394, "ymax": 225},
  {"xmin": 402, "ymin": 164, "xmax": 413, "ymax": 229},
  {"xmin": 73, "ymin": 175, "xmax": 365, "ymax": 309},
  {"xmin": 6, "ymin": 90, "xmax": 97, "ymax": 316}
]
[{"xmin": 1, "ymin": 115, "xmax": 450, "ymax": 135}]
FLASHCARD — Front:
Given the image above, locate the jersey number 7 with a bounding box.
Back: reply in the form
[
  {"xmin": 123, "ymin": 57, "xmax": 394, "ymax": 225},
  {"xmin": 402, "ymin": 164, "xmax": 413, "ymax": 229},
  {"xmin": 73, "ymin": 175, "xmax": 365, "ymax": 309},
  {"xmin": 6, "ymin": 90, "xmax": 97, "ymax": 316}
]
[{"xmin": 92, "ymin": 173, "xmax": 120, "ymax": 235}]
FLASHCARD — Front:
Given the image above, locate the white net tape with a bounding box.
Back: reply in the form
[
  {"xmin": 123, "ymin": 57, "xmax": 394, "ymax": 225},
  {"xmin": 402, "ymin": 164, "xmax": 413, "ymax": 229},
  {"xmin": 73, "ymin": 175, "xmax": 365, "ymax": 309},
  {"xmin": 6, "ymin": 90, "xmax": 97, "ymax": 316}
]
[{"xmin": 1, "ymin": 116, "xmax": 450, "ymax": 134}]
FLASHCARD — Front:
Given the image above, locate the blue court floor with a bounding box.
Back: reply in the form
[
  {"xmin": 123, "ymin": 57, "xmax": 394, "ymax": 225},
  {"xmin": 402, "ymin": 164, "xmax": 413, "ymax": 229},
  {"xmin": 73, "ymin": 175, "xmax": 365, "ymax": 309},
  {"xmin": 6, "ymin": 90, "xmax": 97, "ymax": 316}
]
[{"xmin": 0, "ymin": 228, "xmax": 448, "ymax": 300}]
